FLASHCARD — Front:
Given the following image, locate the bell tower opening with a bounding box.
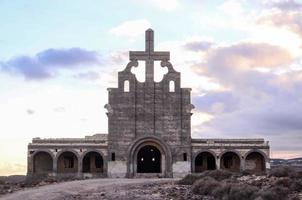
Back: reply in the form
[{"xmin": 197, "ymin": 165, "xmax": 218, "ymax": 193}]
[{"xmin": 137, "ymin": 145, "xmax": 161, "ymax": 173}]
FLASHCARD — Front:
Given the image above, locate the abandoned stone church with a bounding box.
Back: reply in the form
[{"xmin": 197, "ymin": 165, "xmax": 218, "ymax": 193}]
[{"xmin": 27, "ymin": 29, "xmax": 270, "ymax": 178}]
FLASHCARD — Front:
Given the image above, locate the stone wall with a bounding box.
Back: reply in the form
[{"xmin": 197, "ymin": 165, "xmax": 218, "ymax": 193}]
[
  {"xmin": 106, "ymin": 29, "xmax": 194, "ymax": 178},
  {"xmin": 191, "ymin": 138, "xmax": 270, "ymax": 173},
  {"xmin": 27, "ymin": 135, "xmax": 108, "ymax": 177}
]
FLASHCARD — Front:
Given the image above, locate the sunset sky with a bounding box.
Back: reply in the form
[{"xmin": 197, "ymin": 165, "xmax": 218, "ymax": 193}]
[{"xmin": 1, "ymin": 0, "xmax": 302, "ymax": 175}]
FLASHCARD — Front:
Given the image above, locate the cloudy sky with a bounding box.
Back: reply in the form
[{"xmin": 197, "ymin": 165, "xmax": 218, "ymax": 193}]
[{"xmin": 1, "ymin": 0, "xmax": 302, "ymax": 175}]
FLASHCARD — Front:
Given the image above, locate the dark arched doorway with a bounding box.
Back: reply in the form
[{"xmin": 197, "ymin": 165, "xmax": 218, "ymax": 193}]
[
  {"xmin": 220, "ymin": 152, "xmax": 241, "ymax": 172},
  {"xmin": 195, "ymin": 152, "xmax": 216, "ymax": 172},
  {"xmin": 82, "ymin": 152, "xmax": 104, "ymax": 173},
  {"xmin": 57, "ymin": 151, "xmax": 78, "ymax": 173},
  {"xmin": 137, "ymin": 145, "xmax": 161, "ymax": 173},
  {"xmin": 33, "ymin": 152, "xmax": 53, "ymax": 173},
  {"xmin": 245, "ymin": 152, "xmax": 265, "ymax": 172}
]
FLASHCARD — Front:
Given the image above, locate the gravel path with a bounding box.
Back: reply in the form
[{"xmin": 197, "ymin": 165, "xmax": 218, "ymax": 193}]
[{"xmin": 0, "ymin": 178, "xmax": 176, "ymax": 200}]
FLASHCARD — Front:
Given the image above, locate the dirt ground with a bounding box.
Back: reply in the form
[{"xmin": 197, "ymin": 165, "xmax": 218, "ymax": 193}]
[{"xmin": 0, "ymin": 178, "xmax": 202, "ymax": 200}]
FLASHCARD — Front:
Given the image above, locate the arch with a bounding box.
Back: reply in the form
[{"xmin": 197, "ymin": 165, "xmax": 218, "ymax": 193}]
[
  {"xmin": 33, "ymin": 151, "xmax": 54, "ymax": 173},
  {"xmin": 220, "ymin": 151, "xmax": 241, "ymax": 172},
  {"xmin": 244, "ymin": 151, "xmax": 266, "ymax": 172},
  {"xmin": 169, "ymin": 80, "xmax": 175, "ymax": 92},
  {"xmin": 194, "ymin": 151, "xmax": 217, "ymax": 172},
  {"xmin": 124, "ymin": 80, "xmax": 130, "ymax": 92},
  {"xmin": 243, "ymin": 149, "xmax": 268, "ymax": 161},
  {"xmin": 82, "ymin": 151, "xmax": 104, "ymax": 173},
  {"xmin": 57, "ymin": 151, "xmax": 79, "ymax": 173},
  {"xmin": 137, "ymin": 145, "xmax": 161, "ymax": 173},
  {"xmin": 218, "ymin": 149, "xmax": 242, "ymax": 159},
  {"xmin": 127, "ymin": 136, "xmax": 172, "ymax": 177}
]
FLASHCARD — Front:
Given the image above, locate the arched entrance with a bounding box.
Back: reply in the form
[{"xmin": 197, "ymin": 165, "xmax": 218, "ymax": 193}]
[
  {"xmin": 127, "ymin": 136, "xmax": 172, "ymax": 177},
  {"xmin": 245, "ymin": 152, "xmax": 265, "ymax": 172},
  {"xmin": 220, "ymin": 152, "xmax": 241, "ymax": 172},
  {"xmin": 137, "ymin": 145, "xmax": 161, "ymax": 173},
  {"xmin": 33, "ymin": 152, "xmax": 53, "ymax": 173},
  {"xmin": 82, "ymin": 151, "xmax": 104, "ymax": 173},
  {"xmin": 195, "ymin": 152, "xmax": 216, "ymax": 172},
  {"xmin": 57, "ymin": 151, "xmax": 78, "ymax": 173}
]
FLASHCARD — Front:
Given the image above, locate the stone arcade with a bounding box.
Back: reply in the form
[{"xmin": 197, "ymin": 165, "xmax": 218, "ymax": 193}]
[{"xmin": 27, "ymin": 29, "xmax": 270, "ymax": 178}]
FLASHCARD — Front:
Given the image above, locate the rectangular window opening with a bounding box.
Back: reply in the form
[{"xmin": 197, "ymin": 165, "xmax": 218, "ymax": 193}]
[{"xmin": 183, "ymin": 153, "xmax": 187, "ymax": 161}]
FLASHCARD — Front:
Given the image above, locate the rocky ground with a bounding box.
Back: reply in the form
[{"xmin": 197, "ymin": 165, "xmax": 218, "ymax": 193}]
[
  {"xmin": 0, "ymin": 176, "xmax": 27, "ymax": 196},
  {"xmin": 0, "ymin": 178, "xmax": 179, "ymax": 200},
  {"xmin": 1, "ymin": 167, "xmax": 302, "ymax": 200},
  {"xmin": 178, "ymin": 168, "xmax": 302, "ymax": 200}
]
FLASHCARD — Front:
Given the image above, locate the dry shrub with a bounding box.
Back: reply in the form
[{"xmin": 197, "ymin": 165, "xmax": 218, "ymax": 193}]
[
  {"xmin": 289, "ymin": 196, "xmax": 300, "ymax": 200},
  {"xmin": 290, "ymin": 179, "xmax": 302, "ymax": 192},
  {"xmin": 269, "ymin": 166, "xmax": 297, "ymax": 178},
  {"xmin": 24, "ymin": 174, "xmax": 48, "ymax": 186},
  {"xmin": 227, "ymin": 184, "xmax": 258, "ymax": 200},
  {"xmin": 274, "ymin": 177, "xmax": 291, "ymax": 187},
  {"xmin": 192, "ymin": 176, "xmax": 221, "ymax": 195},
  {"xmin": 241, "ymin": 170, "xmax": 252, "ymax": 176},
  {"xmin": 212, "ymin": 183, "xmax": 232, "ymax": 199},
  {"xmin": 296, "ymin": 171, "xmax": 302, "ymax": 178},
  {"xmin": 5, "ymin": 175, "xmax": 26, "ymax": 184},
  {"xmin": 273, "ymin": 176, "xmax": 302, "ymax": 192},
  {"xmin": 211, "ymin": 183, "xmax": 258, "ymax": 200},
  {"xmin": 201, "ymin": 170, "xmax": 234, "ymax": 181},
  {"xmin": 178, "ymin": 174, "xmax": 201, "ymax": 185},
  {"xmin": 256, "ymin": 186, "xmax": 289, "ymax": 200},
  {"xmin": 178, "ymin": 170, "xmax": 233, "ymax": 185},
  {"xmin": 192, "ymin": 176, "xmax": 291, "ymax": 200}
]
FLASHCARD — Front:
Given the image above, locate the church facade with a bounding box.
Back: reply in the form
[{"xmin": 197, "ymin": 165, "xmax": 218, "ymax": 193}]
[{"xmin": 27, "ymin": 29, "xmax": 270, "ymax": 178}]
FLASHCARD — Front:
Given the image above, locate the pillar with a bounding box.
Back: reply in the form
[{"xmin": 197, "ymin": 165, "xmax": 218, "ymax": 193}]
[
  {"xmin": 216, "ymin": 157, "xmax": 221, "ymax": 170},
  {"xmin": 240, "ymin": 156, "xmax": 245, "ymax": 172}
]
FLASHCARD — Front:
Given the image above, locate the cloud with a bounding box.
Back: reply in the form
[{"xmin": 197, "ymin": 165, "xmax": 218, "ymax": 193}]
[
  {"xmin": 37, "ymin": 48, "xmax": 100, "ymax": 67},
  {"xmin": 26, "ymin": 109, "xmax": 35, "ymax": 115},
  {"xmin": 258, "ymin": 1, "xmax": 302, "ymax": 37},
  {"xmin": 110, "ymin": 51, "xmax": 128, "ymax": 64},
  {"xmin": 218, "ymin": 0, "xmax": 244, "ymax": 16},
  {"xmin": 133, "ymin": 0, "xmax": 180, "ymax": 11},
  {"xmin": 73, "ymin": 71, "xmax": 100, "ymax": 80},
  {"xmin": 196, "ymin": 85, "xmax": 302, "ymax": 150},
  {"xmin": 271, "ymin": 0, "xmax": 302, "ymax": 11},
  {"xmin": 258, "ymin": 11, "xmax": 302, "ymax": 36},
  {"xmin": 0, "ymin": 48, "xmax": 101, "ymax": 80},
  {"xmin": 192, "ymin": 71, "xmax": 302, "ymax": 153},
  {"xmin": 183, "ymin": 41, "xmax": 213, "ymax": 52},
  {"xmin": 193, "ymin": 91, "xmax": 239, "ymax": 114},
  {"xmin": 146, "ymin": 0, "xmax": 179, "ymax": 11},
  {"xmin": 191, "ymin": 42, "xmax": 292, "ymax": 86},
  {"xmin": 189, "ymin": 39, "xmax": 302, "ymax": 154},
  {"xmin": 53, "ymin": 106, "xmax": 65, "ymax": 113},
  {"xmin": 109, "ymin": 19, "xmax": 151, "ymax": 38},
  {"xmin": 208, "ymin": 43, "xmax": 292, "ymax": 70}
]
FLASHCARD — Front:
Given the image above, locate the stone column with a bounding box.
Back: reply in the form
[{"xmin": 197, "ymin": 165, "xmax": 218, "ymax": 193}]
[
  {"xmin": 78, "ymin": 157, "xmax": 82, "ymax": 178},
  {"xmin": 53, "ymin": 158, "xmax": 57, "ymax": 176},
  {"xmin": 216, "ymin": 157, "xmax": 221, "ymax": 170},
  {"xmin": 27, "ymin": 154, "xmax": 34, "ymax": 175},
  {"xmin": 240, "ymin": 157, "xmax": 245, "ymax": 172}
]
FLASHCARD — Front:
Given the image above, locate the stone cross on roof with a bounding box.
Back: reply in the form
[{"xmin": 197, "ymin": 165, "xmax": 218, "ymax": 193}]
[{"xmin": 129, "ymin": 29, "xmax": 170, "ymax": 82}]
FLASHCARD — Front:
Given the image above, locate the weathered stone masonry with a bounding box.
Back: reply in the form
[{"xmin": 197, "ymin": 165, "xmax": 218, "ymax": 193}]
[{"xmin": 27, "ymin": 29, "xmax": 270, "ymax": 178}]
